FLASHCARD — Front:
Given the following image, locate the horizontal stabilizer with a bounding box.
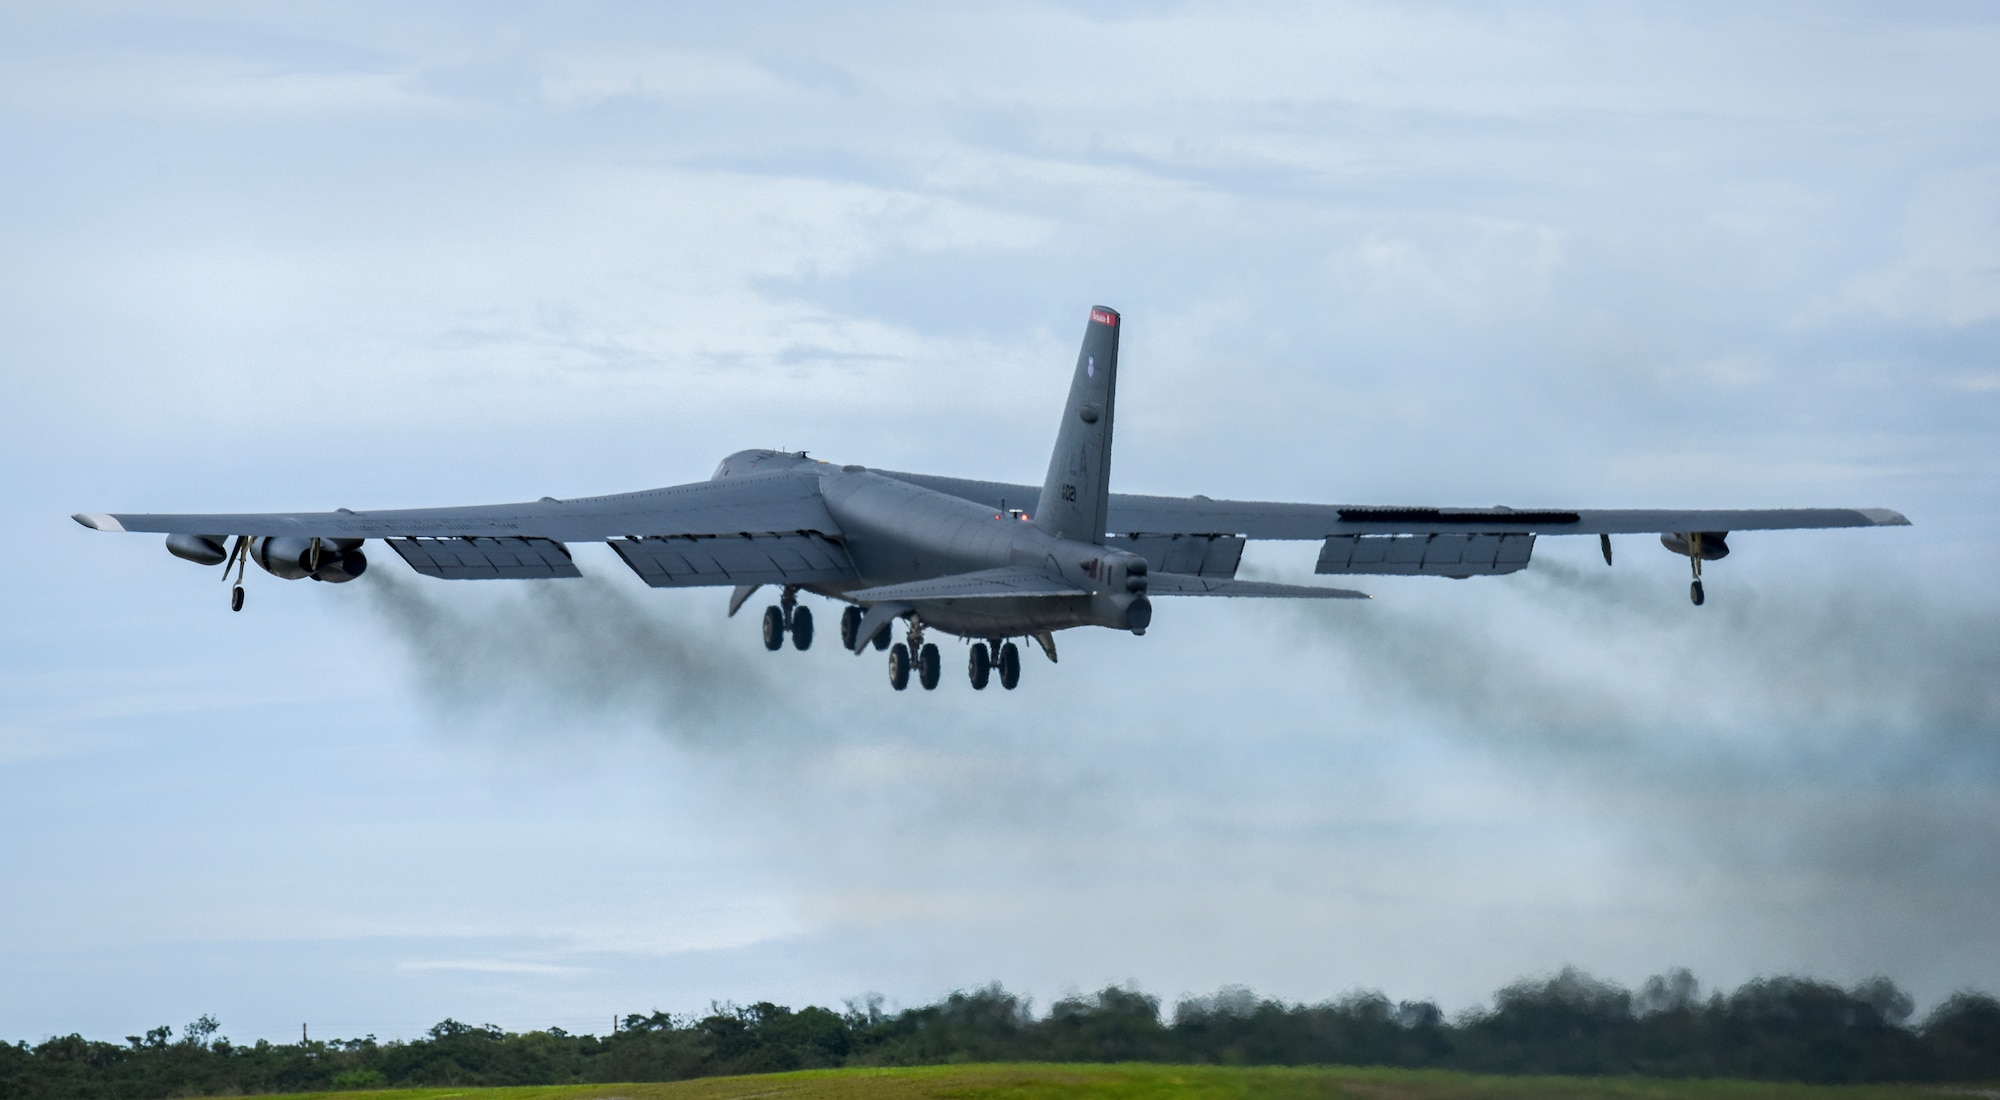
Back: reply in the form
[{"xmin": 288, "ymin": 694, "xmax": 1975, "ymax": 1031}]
[
  {"xmin": 846, "ymin": 567, "xmax": 1085, "ymax": 602},
  {"xmin": 1146, "ymin": 572, "xmax": 1368, "ymax": 599}
]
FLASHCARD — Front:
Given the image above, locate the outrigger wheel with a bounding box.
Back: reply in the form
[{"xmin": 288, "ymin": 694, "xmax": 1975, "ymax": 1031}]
[
  {"xmin": 1691, "ymin": 580, "xmax": 1705, "ymax": 606},
  {"xmin": 762, "ymin": 606, "xmax": 785, "ymax": 651},
  {"xmin": 230, "ymin": 585, "xmax": 245, "ymax": 612}
]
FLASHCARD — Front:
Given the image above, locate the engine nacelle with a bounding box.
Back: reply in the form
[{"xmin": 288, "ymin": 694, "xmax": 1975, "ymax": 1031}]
[
  {"xmin": 252, "ymin": 536, "xmax": 367, "ymax": 580},
  {"xmin": 165, "ymin": 533, "xmax": 228, "ymax": 566},
  {"xmin": 1660, "ymin": 532, "xmax": 1730, "ymax": 561},
  {"xmin": 1124, "ymin": 592, "xmax": 1152, "ymax": 632},
  {"xmin": 311, "ymin": 548, "xmax": 367, "ymax": 583},
  {"xmin": 251, "ymin": 536, "xmax": 316, "ymax": 579},
  {"xmin": 1102, "ymin": 552, "xmax": 1150, "ymax": 632}
]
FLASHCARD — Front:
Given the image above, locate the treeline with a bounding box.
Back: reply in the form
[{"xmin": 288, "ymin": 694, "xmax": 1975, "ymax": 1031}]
[{"xmin": 5, "ymin": 969, "xmax": 1998, "ymax": 1098}]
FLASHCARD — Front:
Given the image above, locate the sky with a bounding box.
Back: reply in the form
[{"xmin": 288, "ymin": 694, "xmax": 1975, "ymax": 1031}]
[{"xmin": 3, "ymin": 0, "xmax": 1998, "ymax": 1045}]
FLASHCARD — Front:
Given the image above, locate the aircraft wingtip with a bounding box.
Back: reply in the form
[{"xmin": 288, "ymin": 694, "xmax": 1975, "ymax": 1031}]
[
  {"xmin": 1860, "ymin": 508, "xmax": 1912, "ymax": 527},
  {"xmin": 72, "ymin": 512, "xmax": 125, "ymax": 532}
]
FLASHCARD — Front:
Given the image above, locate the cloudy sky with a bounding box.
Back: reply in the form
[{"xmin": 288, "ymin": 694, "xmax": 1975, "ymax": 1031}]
[{"xmin": 3, "ymin": 1, "xmax": 1997, "ymax": 1043}]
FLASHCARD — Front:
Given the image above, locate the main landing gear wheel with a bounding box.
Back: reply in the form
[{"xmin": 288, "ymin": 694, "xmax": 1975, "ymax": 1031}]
[
  {"xmin": 762, "ymin": 605, "xmax": 785, "ymax": 651},
  {"xmin": 791, "ymin": 605, "xmax": 814, "ymax": 650},
  {"xmin": 1690, "ymin": 580, "xmax": 1705, "ymax": 606},
  {"xmin": 888, "ymin": 643, "xmax": 912, "ymax": 691},
  {"xmin": 998, "ymin": 642, "xmax": 1021, "ymax": 691},
  {"xmin": 230, "ymin": 585, "xmax": 245, "ymax": 612},
  {"xmin": 840, "ymin": 606, "xmax": 863, "ymax": 651},
  {"xmin": 918, "ymin": 643, "xmax": 941, "ymax": 690},
  {"xmin": 968, "ymin": 643, "xmax": 991, "ymax": 690},
  {"xmin": 872, "ymin": 624, "xmax": 892, "ymax": 651}
]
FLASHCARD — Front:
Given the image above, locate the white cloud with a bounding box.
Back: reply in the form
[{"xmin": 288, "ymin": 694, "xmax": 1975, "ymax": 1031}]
[{"xmin": 1826, "ymin": 167, "xmax": 2000, "ymax": 327}]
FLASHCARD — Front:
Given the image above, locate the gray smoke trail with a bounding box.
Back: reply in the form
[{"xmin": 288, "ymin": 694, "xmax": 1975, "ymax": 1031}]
[
  {"xmin": 1293, "ymin": 556, "xmax": 2000, "ymax": 984},
  {"xmin": 356, "ymin": 570, "xmax": 800, "ymax": 749},
  {"xmin": 1296, "ymin": 558, "xmax": 2000, "ymax": 774},
  {"xmin": 346, "ymin": 568, "xmax": 1123, "ymax": 852}
]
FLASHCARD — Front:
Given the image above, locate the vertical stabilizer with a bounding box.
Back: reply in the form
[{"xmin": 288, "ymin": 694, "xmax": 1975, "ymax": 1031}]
[{"xmin": 1034, "ymin": 306, "xmax": 1120, "ymax": 544}]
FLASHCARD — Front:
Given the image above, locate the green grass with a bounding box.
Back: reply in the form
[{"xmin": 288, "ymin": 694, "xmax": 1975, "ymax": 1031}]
[{"xmin": 246, "ymin": 1062, "xmax": 1987, "ymax": 1100}]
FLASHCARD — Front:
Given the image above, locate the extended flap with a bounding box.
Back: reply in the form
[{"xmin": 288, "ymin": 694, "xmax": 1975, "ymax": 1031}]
[
  {"xmin": 1317, "ymin": 533, "xmax": 1534, "ymax": 577},
  {"xmin": 389, "ymin": 536, "xmax": 582, "ymax": 579},
  {"xmin": 1106, "ymin": 533, "xmax": 1244, "ymax": 577},
  {"xmin": 610, "ymin": 532, "xmax": 856, "ymax": 589}
]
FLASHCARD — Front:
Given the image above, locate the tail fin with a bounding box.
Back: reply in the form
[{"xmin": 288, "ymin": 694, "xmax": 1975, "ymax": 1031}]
[{"xmin": 1034, "ymin": 306, "xmax": 1120, "ymax": 544}]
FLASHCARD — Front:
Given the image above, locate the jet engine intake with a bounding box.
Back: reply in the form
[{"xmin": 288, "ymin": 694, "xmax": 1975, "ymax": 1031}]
[
  {"xmin": 1660, "ymin": 532, "xmax": 1730, "ymax": 561},
  {"xmin": 165, "ymin": 533, "xmax": 228, "ymax": 566}
]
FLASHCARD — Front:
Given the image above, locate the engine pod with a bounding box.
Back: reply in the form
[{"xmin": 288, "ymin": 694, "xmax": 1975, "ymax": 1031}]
[{"xmin": 165, "ymin": 533, "xmax": 228, "ymax": 566}]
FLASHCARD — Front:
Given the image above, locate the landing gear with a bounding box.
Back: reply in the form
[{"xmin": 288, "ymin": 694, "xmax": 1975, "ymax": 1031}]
[
  {"xmin": 968, "ymin": 643, "xmax": 991, "ymax": 690},
  {"xmin": 760, "ymin": 587, "xmax": 816, "ymax": 649},
  {"xmin": 997, "ymin": 642, "xmax": 1021, "ymax": 690},
  {"xmin": 1687, "ymin": 533, "xmax": 1705, "ymax": 607},
  {"xmin": 224, "ymin": 535, "xmax": 249, "ymax": 612},
  {"xmin": 888, "ymin": 643, "xmax": 912, "ymax": 690},
  {"xmin": 918, "ymin": 643, "xmax": 941, "ymax": 690},
  {"xmin": 839, "ymin": 606, "xmax": 863, "ymax": 651}
]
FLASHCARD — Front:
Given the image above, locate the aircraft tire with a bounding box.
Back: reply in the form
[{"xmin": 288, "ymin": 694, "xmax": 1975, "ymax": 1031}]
[
  {"xmin": 1690, "ymin": 580, "xmax": 1705, "ymax": 606},
  {"xmin": 840, "ymin": 606, "xmax": 862, "ymax": 651},
  {"xmin": 888, "ymin": 643, "xmax": 911, "ymax": 690},
  {"xmin": 918, "ymin": 643, "xmax": 941, "ymax": 690},
  {"xmin": 968, "ymin": 643, "xmax": 991, "ymax": 690},
  {"xmin": 872, "ymin": 624, "xmax": 892, "ymax": 651},
  {"xmin": 998, "ymin": 642, "xmax": 1021, "ymax": 690},
  {"xmin": 791, "ymin": 605, "xmax": 814, "ymax": 651},
  {"xmin": 231, "ymin": 585, "xmax": 245, "ymax": 613},
  {"xmin": 762, "ymin": 606, "xmax": 786, "ymax": 650}
]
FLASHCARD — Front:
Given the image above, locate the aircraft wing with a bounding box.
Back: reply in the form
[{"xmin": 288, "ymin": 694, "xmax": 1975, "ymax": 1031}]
[
  {"xmin": 72, "ymin": 473, "xmax": 836, "ymax": 541},
  {"xmin": 75, "ymin": 472, "xmax": 862, "ymax": 587},
  {"xmin": 1103, "ymin": 496, "xmax": 1910, "ymax": 539},
  {"xmin": 875, "ymin": 471, "xmax": 1910, "ymax": 538}
]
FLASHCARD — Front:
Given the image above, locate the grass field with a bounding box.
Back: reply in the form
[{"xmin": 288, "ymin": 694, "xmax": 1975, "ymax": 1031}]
[{"xmin": 250, "ymin": 1062, "xmax": 1993, "ymax": 1100}]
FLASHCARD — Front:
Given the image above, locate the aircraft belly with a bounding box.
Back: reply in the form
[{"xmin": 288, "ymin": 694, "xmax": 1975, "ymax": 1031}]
[{"xmin": 903, "ymin": 596, "xmax": 1097, "ymax": 637}]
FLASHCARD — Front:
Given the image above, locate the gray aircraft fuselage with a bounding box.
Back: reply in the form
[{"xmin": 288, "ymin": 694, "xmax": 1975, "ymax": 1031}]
[{"xmin": 719, "ymin": 450, "xmax": 1150, "ymax": 637}]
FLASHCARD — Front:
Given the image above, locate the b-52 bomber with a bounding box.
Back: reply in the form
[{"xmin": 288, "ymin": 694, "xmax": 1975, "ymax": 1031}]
[{"xmin": 77, "ymin": 306, "xmax": 1909, "ymax": 692}]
